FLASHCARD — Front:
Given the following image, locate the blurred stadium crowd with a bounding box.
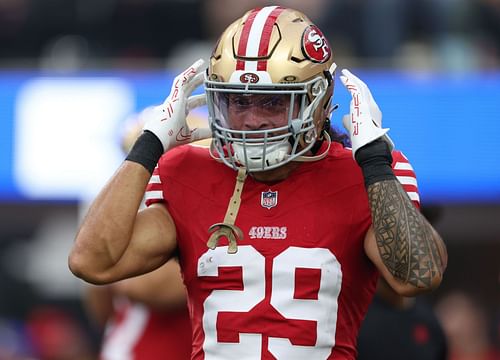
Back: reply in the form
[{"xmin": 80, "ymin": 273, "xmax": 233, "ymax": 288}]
[
  {"xmin": 1, "ymin": 0, "xmax": 500, "ymax": 359},
  {"xmin": 0, "ymin": 0, "xmax": 499, "ymax": 70}
]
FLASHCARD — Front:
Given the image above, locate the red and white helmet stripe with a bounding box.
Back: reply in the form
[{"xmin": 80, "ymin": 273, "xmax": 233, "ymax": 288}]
[{"xmin": 236, "ymin": 6, "xmax": 285, "ymax": 72}]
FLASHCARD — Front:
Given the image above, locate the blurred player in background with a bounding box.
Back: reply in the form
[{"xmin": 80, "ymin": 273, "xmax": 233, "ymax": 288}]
[
  {"xmin": 69, "ymin": 6, "xmax": 447, "ymax": 359},
  {"xmin": 85, "ymin": 260, "xmax": 191, "ymax": 360},
  {"xmin": 357, "ymin": 276, "xmax": 448, "ymax": 360},
  {"xmin": 82, "ymin": 113, "xmax": 195, "ymax": 360},
  {"xmin": 435, "ymin": 291, "xmax": 500, "ymax": 360}
]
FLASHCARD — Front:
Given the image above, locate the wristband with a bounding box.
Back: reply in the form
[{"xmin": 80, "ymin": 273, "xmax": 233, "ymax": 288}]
[
  {"xmin": 125, "ymin": 130, "xmax": 164, "ymax": 174},
  {"xmin": 354, "ymin": 139, "xmax": 396, "ymax": 187}
]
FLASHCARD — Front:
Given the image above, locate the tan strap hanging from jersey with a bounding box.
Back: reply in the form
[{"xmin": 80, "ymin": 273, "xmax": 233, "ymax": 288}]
[{"xmin": 207, "ymin": 167, "xmax": 247, "ymax": 254}]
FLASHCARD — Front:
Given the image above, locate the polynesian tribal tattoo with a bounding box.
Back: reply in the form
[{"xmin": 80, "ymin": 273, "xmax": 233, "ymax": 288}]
[{"xmin": 367, "ymin": 179, "xmax": 443, "ymax": 288}]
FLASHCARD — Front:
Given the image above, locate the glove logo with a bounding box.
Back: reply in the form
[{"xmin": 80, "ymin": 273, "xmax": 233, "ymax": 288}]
[
  {"xmin": 175, "ymin": 127, "xmax": 195, "ymax": 142},
  {"xmin": 301, "ymin": 25, "xmax": 331, "ymax": 63}
]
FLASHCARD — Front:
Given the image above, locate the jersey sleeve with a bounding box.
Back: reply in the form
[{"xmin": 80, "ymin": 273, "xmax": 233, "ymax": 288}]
[
  {"xmin": 143, "ymin": 145, "xmax": 193, "ymax": 207},
  {"xmin": 145, "ymin": 165, "xmax": 165, "ymax": 207},
  {"xmin": 391, "ymin": 150, "xmax": 420, "ymax": 209}
]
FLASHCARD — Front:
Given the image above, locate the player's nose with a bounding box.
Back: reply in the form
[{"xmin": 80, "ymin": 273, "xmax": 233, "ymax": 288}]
[{"xmin": 240, "ymin": 110, "xmax": 271, "ymax": 131}]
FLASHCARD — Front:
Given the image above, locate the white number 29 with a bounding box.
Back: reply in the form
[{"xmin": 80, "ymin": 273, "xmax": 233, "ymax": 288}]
[{"xmin": 197, "ymin": 245, "xmax": 342, "ymax": 359}]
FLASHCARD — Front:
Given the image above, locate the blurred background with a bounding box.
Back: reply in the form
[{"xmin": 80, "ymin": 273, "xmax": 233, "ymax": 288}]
[{"xmin": 0, "ymin": 0, "xmax": 500, "ymax": 359}]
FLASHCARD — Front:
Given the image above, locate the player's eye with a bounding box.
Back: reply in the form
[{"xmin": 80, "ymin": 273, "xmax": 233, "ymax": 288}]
[
  {"xmin": 229, "ymin": 95, "xmax": 252, "ymax": 108},
  {"xmin": 260, "ymin": 95, "xmax": 286, "ymax": 108}
]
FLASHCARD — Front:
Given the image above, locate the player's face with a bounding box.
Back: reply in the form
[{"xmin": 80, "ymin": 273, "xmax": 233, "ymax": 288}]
[{"xmin": 222, "ymin": 93, "xmax": 300, "ymax": 133}]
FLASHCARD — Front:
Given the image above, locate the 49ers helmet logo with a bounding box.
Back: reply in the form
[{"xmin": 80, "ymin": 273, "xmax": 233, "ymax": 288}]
[
  {"xmin": 301, "ymin": 25, "xmax": 331, "ymax": 63},
  {"xmin": 239, "ymin": 72, "xmax": 260, "ymax": 83}
]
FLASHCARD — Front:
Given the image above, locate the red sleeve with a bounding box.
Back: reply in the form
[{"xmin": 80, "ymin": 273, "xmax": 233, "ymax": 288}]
[
  {"xmin": 144, "ymin": 164, "xmax": 164, "ymax": 207},
  {"xmin": 144, "ymin": 145, "xmax": 193, "ymax": 207},
  {"xmin": 391, "ymin": 150, "xmax": 420, "ymax": 209}
]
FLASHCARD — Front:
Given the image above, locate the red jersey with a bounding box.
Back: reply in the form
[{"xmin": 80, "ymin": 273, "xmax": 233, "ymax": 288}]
[
  {"xmin": 100, "ymin": 298, "xmax": 192, "ymax": 360},
  {"xmin": 145, "ymin": 142, "xmax": 419, "ymax": 360}
]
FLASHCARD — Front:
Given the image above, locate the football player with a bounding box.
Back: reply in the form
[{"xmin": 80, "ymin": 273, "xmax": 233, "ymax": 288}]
[
  {"xmin": 69, "ymin": 6, "xmax": 447, "ymax": 359},
  {"xmin": 85, "ymin": 259, "xmax": 192, "ymax": 360}
]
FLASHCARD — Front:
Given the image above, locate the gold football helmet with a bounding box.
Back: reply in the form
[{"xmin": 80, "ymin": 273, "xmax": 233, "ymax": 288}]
[{"xmin": 205, "ymin": 6, "xmax": 336, "ymax": 172}]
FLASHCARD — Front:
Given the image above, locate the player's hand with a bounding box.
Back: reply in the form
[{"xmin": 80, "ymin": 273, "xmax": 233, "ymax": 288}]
[
  {"xmin": 142, "ymin": 59, "xmax": 211, "ymax": 153},
  {"xmin": 339, "ymin": 69, "xmax": 394, "ymax": 157}
]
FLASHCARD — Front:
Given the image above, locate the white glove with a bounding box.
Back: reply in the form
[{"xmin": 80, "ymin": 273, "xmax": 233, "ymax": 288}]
[
  {"xmin": 339, "ymin": 69, "xmax": 394, "ymax": 157},
  {"xmin": 142, "ymin": 59, "xmax": 211, "ymax": 153}
]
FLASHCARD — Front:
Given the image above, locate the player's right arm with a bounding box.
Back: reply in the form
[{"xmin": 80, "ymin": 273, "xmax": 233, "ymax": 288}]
[
  {"xmin": 69, "ymin": 161, "xmax": 177, "ymax": 284},
  {"xmin": 68, "ymin": 60, "xmax": 210, "ymax": 285}
]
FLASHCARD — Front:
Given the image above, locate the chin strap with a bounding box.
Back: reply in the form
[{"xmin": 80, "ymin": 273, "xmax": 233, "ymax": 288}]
[
  {"xmin": 208, "ymin": 141, "xmax": 226, "ymax": 164},
  {"xmin": 294, "ymin": 131, "xmax": 331, "ymax": 163},
  {"xmin": 207, "ymin": 167, "xmax": 247, "ymax": 254}
]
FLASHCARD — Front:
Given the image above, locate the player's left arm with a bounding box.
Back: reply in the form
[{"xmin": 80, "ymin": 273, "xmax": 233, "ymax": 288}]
[
  {"xmin": 339, "ymin": 69, "xmax": 447, "ymax": 296},
  {"xmin": 363, "ymin": 153, "xmax": 447, "ymax": 296}
]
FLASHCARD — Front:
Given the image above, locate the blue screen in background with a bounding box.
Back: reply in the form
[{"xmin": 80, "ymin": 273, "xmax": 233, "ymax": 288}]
[
  {"xmin": 0, "ymin": 70, "xmax": 499, "ymax": 204},
  {"xmin": 0, "ymin": 73, "xmax": 24, "ymax": 201},
  {"xmin": 333, "ymin": 71, "xmax": 500, "ymax": 204}
]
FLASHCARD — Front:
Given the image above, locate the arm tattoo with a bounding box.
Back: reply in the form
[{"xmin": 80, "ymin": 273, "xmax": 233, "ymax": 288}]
[{"xmin": 367, "ymin": 179, "xmax": 443, "ymax": 288}]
